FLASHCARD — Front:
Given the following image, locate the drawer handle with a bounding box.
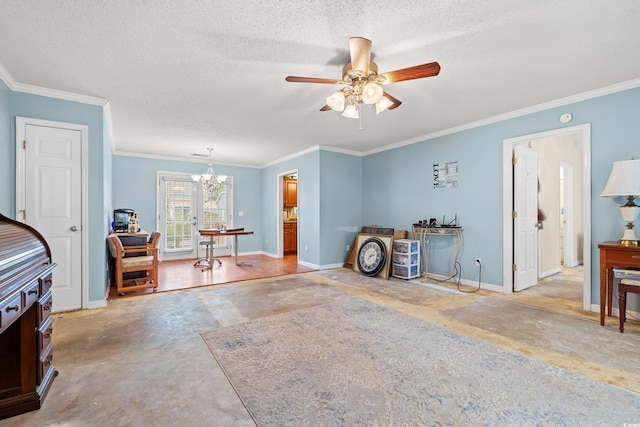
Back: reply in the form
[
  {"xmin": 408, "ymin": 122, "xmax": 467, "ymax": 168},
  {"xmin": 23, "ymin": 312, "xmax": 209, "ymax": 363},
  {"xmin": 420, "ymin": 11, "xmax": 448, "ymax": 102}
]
[
  {"xmin": 6, "ymin": 305, "xmax": 19, "ymax": 312},
  {"xmin": 44, "ymin": 328, "xmax": 53, "ymax": 338},
  {"xmin": 43, "ymin": 302, "xmax": 53, "ymax": 311},
  {"xmin": 28, "ymin": 289, "xmax": 38, "ymax": 295},
  {"xmin": 44, "ymin": 354, "xmax": 53, "ymax": 367},
  {"xmin": 633, "ymin": 255, "xmax": 640, "ymax": 259}
]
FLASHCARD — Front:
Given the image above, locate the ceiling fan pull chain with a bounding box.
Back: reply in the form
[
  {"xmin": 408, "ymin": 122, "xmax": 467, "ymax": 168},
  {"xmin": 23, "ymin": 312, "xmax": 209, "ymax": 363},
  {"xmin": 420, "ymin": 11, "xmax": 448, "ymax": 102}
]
[{"xmin": 358, "ymin": 104, "xmax": 363, "ymax": 130}]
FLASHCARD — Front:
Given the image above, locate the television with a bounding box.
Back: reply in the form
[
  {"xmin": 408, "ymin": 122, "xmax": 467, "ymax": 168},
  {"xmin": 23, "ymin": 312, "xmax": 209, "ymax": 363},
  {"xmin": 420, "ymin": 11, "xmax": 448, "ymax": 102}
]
[{"xmin": 113, "ymin": 209, "xmax": 134, "ymax": 232}]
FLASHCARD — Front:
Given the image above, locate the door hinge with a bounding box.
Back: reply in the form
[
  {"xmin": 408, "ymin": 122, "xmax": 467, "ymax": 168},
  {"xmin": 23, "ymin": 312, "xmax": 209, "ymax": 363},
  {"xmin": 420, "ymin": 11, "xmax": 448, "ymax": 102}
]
[
  {"xmin": 512, "ymin": 156, "xmax": 517, "ymax": 165},
  {"xmin": 512, "ymin": 264, "xmax": 517, "ymax": 272},
  {"xmin": 23, "ymin": 140, "xmax": 26, "ymax": 150},
  {"xmin": 22, "ymin": 210, "xmax": 26, "ymax": 221},
  {"xmin": 512, "ymin": 211, "xmax": 517, "ymax": 218}
]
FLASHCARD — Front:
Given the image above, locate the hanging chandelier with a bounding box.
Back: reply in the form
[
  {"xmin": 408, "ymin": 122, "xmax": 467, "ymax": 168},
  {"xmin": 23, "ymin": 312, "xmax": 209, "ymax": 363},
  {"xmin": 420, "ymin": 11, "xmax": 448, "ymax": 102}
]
[{"xmin": 191, "ymin": 147, "xmax": 227, "ymax": 193}]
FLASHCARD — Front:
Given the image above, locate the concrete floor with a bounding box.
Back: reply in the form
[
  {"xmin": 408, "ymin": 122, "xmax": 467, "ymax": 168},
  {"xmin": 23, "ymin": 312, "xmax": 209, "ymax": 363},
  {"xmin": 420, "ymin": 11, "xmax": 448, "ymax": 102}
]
[{"xmin": 1, "ymin": 268, "xmax": 638, "ymax": 426}]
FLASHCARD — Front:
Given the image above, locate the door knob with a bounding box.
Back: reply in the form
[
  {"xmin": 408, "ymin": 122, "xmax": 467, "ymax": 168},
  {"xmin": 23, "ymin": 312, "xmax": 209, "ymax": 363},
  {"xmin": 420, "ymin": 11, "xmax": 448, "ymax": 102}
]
[{"xmin": 70, "ymin": 225, "xmax": 78, "ymax": 232}]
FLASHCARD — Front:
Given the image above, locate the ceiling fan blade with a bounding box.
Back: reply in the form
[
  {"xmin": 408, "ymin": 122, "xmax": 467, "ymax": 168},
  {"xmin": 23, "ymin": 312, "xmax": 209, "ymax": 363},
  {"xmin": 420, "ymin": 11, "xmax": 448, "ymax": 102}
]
[
  {"xmin": 285, "ymin": 76, "xmax": 340, "ymax": 84},
  {"xmin": 319, "ymin": 105, "xmax": 332, "ymax": 111},
  {"xmin": 349, "ymin": 37, "xmax": 372, "ymax": 75},
  {"xmin": 383, "ymin": 92, "xmax": 402, "ymax": 110},
  {"xmin": 378, "ymin": 62, "xmax": 441, "ymax": 84}
]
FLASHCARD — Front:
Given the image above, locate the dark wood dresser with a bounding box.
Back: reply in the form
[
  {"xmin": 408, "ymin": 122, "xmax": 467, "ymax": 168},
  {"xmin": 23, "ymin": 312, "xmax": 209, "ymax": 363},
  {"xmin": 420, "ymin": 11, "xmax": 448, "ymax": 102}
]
[{"xmin": 0, "ymin": 213, "xmax": 57, "ymax": 420}]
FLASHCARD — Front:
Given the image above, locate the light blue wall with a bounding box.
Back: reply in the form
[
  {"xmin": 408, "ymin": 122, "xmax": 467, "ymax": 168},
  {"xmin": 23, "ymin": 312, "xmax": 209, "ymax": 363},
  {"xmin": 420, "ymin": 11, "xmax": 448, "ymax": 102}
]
[
  {"xmin": 112, "ymin": 155, "xmax": 262, "ymax": 252},
  {"xmin": 319, "ymin": 150, "xmax": 363, "ymax": 265},
  {"xmin": 363, "ymin": 125, "xmax": 503, "ymax": 283},
  {"xmin": 0, "ymin": 80, "xmax": 11, "ymax": 216},
  {"xmin": 103, "ymin": 117, "xmax": 113, "ymax": 292},
  {"xmin": 10, "ymin": 92, "xmax": 107, "ymax": 302},
  {"xmin": 363, "ymin": 86, "xmax": 640, "ymax": 309},
  {"xmin": 261, "ymin": 150, "xmax": 321, "ymax": 265},
  {"xmin": 3, "ymin": 74, "xmax": 639, "ymax": 312},
  {"xmin": 260, "ymin": 149, "xmax": 363, "ymax": 267}
]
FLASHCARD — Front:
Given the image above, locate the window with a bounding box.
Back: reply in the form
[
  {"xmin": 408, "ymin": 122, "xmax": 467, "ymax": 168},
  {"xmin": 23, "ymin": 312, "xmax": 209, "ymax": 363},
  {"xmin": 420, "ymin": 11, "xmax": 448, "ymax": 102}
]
[
  {"xmin": 164, "ymin": 179, "xmax": 194, "ymax": 251},
  {"xmin": 158, "ymin": 172, "xmax": 233, "ymax": 260}
]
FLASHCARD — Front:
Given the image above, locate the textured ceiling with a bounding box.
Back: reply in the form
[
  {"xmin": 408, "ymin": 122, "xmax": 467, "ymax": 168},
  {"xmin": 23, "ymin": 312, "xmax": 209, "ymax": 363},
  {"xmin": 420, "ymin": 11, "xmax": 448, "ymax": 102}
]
[{"xmin": 1, "ymin": 1, "xmax": 639, "ymax": 167}]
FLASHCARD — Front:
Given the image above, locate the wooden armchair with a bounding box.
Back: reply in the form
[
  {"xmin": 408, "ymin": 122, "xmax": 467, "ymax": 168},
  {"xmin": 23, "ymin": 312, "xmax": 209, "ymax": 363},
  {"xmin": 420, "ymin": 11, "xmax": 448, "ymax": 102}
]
[{"xmin": 108, "ymin": 231, "xmax": 160, "ymax": 296}]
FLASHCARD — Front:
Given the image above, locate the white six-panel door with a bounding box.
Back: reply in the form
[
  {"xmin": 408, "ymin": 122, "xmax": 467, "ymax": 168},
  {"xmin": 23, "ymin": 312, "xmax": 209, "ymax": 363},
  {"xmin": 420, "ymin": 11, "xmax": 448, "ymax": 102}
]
[
  {"xmin": 513, "ymin": 145, "xmax": 540, "ymax": 292},
  {"xmin": 18, "ymin": 120, "xmax": 84, "ymax": 312}
]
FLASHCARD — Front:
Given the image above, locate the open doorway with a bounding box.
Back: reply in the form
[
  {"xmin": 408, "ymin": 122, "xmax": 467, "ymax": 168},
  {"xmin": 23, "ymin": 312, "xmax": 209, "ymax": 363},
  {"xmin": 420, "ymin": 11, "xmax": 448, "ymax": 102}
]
[
  {"xmin": 277, "ymin": 169, "xmax": 299, "ymax": 258},
  {"xmin": 502, "ymin": 124, "xmax": 592, "ymax": 311}
]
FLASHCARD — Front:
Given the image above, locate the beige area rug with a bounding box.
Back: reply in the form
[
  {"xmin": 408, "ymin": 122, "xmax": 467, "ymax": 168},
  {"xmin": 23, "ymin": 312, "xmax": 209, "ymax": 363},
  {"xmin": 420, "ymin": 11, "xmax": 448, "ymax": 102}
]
[{"xmin": 201, "ymin": 295, "xmax": 640, "ymax": 426}]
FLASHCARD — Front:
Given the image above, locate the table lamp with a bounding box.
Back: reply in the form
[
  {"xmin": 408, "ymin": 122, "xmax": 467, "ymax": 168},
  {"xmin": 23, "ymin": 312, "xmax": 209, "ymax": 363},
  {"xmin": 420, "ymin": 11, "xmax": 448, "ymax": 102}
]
[{"xmin": 600, "ymin": 159, "xmax": 640, "ymax": 245}]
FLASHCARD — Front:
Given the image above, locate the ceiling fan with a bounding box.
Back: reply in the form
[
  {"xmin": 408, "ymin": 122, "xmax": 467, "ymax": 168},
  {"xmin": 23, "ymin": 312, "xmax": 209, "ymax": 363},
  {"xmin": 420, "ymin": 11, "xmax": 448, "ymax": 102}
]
[{"xmin": 285, "ymin": 37, "xmax": 440, "ymax": 119}]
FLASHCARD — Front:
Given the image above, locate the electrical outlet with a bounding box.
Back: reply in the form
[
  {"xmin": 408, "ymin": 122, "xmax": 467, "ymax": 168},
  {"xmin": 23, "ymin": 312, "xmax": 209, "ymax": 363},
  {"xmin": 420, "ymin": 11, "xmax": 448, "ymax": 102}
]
[
  {"xmin": 346, "ymin": 244, "xmax": 350, "ymax": 252},
  {"xmin": 475, "ymin": 258, "xmax": 481, "ymax": 267}
]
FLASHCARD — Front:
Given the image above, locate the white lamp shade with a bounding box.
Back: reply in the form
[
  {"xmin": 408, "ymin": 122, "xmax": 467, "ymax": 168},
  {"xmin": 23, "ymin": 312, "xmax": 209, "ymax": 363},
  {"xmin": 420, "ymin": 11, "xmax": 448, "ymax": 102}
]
[
  {"xmin": 601, "ymin": 159, "xmax": 640, "ymax": 197},
  {"xmin": 375, "ymin": 95, "xmax": 394, "ymax": 114},
  {"xmin": 216, "ymin": 175, "xmax": 228, "ymax": 183},
  {"xmin": 342, "ymin": 103, "xmax": 359, "ymax": 119},
  {"xmin": 191, "ymin": 174, "xmax": 201, "ymax": 182},
  {"xmin": 362, "ymin": 82, "xmax": 383, "ymax": 104},
  {"xmin": 326, "ymin": 91, "xmax": 346, "ymax": 111}
]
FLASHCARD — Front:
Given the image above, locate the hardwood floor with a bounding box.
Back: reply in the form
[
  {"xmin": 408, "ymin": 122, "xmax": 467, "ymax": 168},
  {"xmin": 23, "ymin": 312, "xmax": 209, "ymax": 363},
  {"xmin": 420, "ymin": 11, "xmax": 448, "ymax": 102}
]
[{"xmin": 108, "ymin": 254, "xmax": 316, "ymax": 299}]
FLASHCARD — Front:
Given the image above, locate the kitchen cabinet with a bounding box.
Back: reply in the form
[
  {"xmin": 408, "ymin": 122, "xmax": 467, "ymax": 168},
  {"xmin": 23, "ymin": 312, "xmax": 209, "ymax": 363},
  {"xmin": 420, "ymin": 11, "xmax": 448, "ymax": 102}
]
[
  {"xmin": 284, "ymin": 178, "xmax": 297, "ymax": 207},
  {"xmin": 284, "ymin": 222, "xmax": 297, "ymax": 254}
]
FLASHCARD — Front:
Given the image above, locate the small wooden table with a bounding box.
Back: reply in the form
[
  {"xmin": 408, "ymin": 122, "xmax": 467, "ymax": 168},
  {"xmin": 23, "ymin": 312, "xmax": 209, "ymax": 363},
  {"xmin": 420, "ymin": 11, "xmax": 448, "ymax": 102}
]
[
  {"xmin": 598, "ymin": 241, "xmax": 640, "ymax": 326},
  {"xmin": 199, "ymin": 228, "xmax": 254, "ymax": 269}
]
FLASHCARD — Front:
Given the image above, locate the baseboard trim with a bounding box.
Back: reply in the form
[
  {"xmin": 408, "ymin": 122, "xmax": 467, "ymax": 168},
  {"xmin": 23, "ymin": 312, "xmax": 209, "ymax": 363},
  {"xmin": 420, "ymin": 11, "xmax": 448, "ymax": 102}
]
[{"xmin": 86, "ymin": 298, "xmax": 108, "ymax": 310}]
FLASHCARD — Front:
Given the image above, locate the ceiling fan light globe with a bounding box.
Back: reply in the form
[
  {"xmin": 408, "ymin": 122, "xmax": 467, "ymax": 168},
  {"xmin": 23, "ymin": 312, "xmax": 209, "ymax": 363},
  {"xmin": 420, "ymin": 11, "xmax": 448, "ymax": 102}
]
[
  {"xmin": 362, "ymin": 82, "xmax": 383, "ymax": 104},
  {"xmin": 342, "ymin": 104, "xmax": 359, "ymax": 119},
  {"xmin": 375, "ymin": 95, "xmax": 394, "ymax": 114},
  {"xmin": 202, "ymin": 173, "xmax": 213, "ymax": 181},
  {"xmin": 216, "ymin": 175, "xmax": 228, "ymax": 184},
  {"xmin": 327, "ymin": 91, "xmax": 346, "ymax": 111},
  {"xmin": 191, "ymin": 175, "xmax": 201, "ymax": 182}
]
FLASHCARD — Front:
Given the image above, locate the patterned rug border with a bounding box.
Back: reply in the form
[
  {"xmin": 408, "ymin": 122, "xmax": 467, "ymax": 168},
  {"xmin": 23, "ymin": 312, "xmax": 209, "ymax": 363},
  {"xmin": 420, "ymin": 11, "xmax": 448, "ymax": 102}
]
[{"xmin": 201, "ymin": 335, "xmax": 260, "ymax": 426}]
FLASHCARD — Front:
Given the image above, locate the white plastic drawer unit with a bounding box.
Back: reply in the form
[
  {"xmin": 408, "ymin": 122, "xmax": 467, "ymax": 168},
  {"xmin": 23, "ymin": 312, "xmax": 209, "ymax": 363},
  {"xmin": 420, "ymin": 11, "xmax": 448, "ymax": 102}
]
[
  {"xmin": 392, "ymin": 239, "xmax": 420, "ymax": 280},
  {"xmin": 393, "ymin": 264, "xmax": 420, "ymax": 279}
]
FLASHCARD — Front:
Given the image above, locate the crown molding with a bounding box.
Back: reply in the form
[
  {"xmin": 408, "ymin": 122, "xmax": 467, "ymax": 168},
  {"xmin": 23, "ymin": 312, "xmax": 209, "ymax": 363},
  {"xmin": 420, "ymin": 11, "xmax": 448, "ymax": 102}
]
[
  {"xmin": 11, "ymin": 81, "xmax": 108, "ymax": 106},
  {"xmin": 0, "ymin": 62, "xmax": 17, "ymax": 88},
  {"xmin": 111, "ymin": 149, "xmax": 260, "ymax": 169},
  {"xmin": 364, "ymin": 77, "xmax": 640, "ymax": 157},
  {"xmin": 0, "ymin": 60, "xmax": 108, "ymax": 106},
  {"xmin": 318, "ymin": 145, "xmax": 363, "ymax": 157},
  {"xmin": 261, "ymin": 145, "xmax": 321, "ymax": 168}
]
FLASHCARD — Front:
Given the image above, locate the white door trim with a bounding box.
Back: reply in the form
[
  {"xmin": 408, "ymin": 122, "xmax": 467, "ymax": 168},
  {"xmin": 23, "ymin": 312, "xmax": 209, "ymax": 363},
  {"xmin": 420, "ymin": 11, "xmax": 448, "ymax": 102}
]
[
  {"xmin": 502, "ymin": 123, "xmax": 591, "ymax": 310},
  {"xmin": 560, "ymin": 162, "xmax": 576, "ymax": 268},
  {"xmin": 156, "ymin": 171, "xmax": 234, "ymax": 260},
  {"xmin": 277, "ymin": 169, "xmax": 298, "ymax": 259},
  {"xmin": 15, "ymin": 116, "xmax": 89, "ymax": 310}
]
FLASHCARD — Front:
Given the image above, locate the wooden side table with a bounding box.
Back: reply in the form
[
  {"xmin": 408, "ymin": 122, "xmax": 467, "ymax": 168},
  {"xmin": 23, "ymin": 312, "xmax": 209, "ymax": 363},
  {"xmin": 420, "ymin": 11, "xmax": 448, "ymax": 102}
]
[{"xmin": 598, "ymin": 242, "xmax": 640, "ymax": 326}]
